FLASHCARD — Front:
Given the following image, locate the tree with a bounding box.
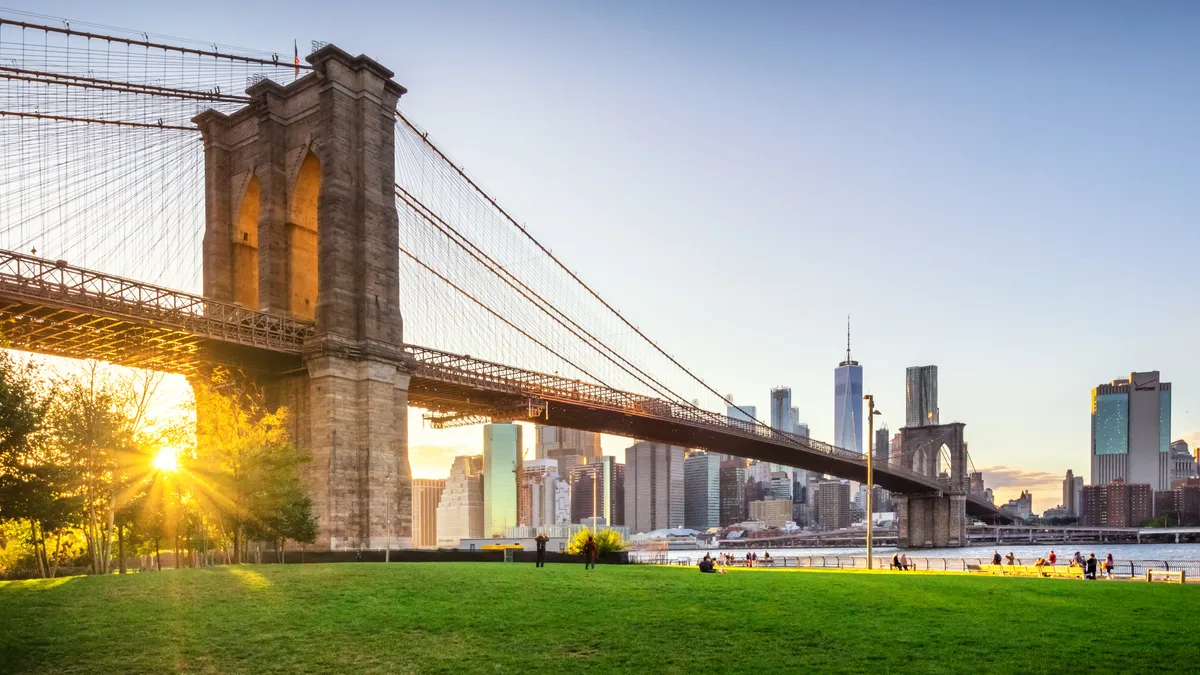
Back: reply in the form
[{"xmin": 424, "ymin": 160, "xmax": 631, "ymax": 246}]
[
  {"xmin": 566, "ymin": 527, "xmax": 625, "ymax": 556},
  {"xmin": 45, "ymin": 363, "xmax": 164, "ymax": 575},
  {"xmin": 190, "ymin": 373, "xmax": 316, "ymax": 563},
  {"xmin": 0, "ymin": 353, "xmax": 82, "ymax": 578}
]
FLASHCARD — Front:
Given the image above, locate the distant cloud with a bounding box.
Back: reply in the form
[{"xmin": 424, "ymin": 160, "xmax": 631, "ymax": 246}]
[
  {"xmin": 1180, "ymin": 431, "xmax": 1200, "ymax": 449},
  {"xmin": 977, "ymin": 465, "xmax": 1067, "ymax": 511}
]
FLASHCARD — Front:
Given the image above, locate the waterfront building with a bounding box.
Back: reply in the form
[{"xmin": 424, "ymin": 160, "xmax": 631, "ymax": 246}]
[
  {"xmin": 411, "ymin": 478, "xmax": 446, "ymax": 549},
  {"xmin": 683, "ymin": 451, "xmax": 721, "ymax": 531},
  {"xmin": 435, "ymin": 455, "xmax": 484, "ymax": 547},
  {"xmin": 624, "ymin": 441, "xmax": 685, "ymax": 533},
  {"xmin": 816, "ymin": 480, "xmax": 851, "ymax": 530},
  {"xmin": 834, "ymin": 325, "xmax": 863, "ymax": 455},
  {"xmin": 905, "ymin": 365, "xmax": 939, "ymax": 427},
  {"xmin": 999, "ymin": 491, "xmax": 1033, "ymax": 521},
  {"xmin": 482, "ymin": 423, "xmax": 522, "ymax": 537},
  {"xmin": 719, "ymin": 459, "xmax": 748, "ymax": 526},
  {"xmin": 535, "ymin": 425, "xmax": 601, "ymax": 462},
  {"xmin": 1042, "ymin": 505, "xmax": 1073, "ymax": 521},
  {"xmin": 1082, "ymin": 479, "xmax": 1153, "ymax": 527},
  {"xmin": 570, "ymin": 456, "xmax": 624, "ymax": 526},
  {"xmin": 749, "ymin": 498, "xmax": 792, "ymax": 528},
  {"xmin": 1091, "ymin": 372, "xmax": 1171, "ymax": 491}
]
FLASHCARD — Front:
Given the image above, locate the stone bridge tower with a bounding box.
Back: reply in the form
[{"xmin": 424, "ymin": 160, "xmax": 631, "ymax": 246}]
[
  {"xmin": 194, "ymin": 46, "xmax": 411, "ymax": 550},
  {"xmin": 895, "ymin": 422, "xmax": 967, "ymax": 548}
]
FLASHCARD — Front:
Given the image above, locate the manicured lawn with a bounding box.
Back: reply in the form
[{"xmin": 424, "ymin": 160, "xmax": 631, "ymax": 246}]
[{"xmin": 1, "ymin": 563, "xmax": 1197, "ymax": 674}]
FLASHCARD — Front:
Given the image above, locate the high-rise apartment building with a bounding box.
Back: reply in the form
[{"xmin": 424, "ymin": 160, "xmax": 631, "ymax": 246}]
[
  {"xmin": 1062, "ymin": 469, "xmax": 1084, "ymax": 517},
  {"xmin": 624, "ymin": 442, "xmax": 685, "ymax": 533},
  {"xmin": 719, "ymin": 459, "xmax": 748, "ymax": 526},
  {"xmin": 483, "ymin": 423, "xmax": 522, "ymax": 537},
  {"xmin": 769, "ymin": 471, "xmax": 793, "ymax": 501},
  {"xmin": 569, "ymin": 456, "xmax": 624, "ymax": 526},
  {"xmin": 436, "ymin": 455, "xmax": 483, "ymax": 547},
  {"xmin": 411, "ymin": 478, "xmax": 446, "ymax": 549},
  {"xmin": 834, "ymin": 324, "xmax": 863, "ymax": 454},
  {"xmin": 519, "ymin": 458, "xmax": 569, "ymax": 528},
  {"xmin": 874, "ymin": 424, "xmax": 890, "ymax": 465},
  {"xmin": 816, "ymin": 480, "xmax": 851, "ymax": 530},
  {"xmin": 1082, "ymin": 479, "xmax": 1152, "ymax": 527},
  {"xmin": 535, "ymin": 425, "xmax": 601, "ymax": 461},
  {"xmin": 1091, "ymin": 372, "xmax": 1171, "ymax": 491},
  {"xmin": 905, "ymin": 365, "xmax": 939, "ymax": 427},
  {"xmin": 683, "ymin": 452, "xmax": 721, "ymax": 531}
]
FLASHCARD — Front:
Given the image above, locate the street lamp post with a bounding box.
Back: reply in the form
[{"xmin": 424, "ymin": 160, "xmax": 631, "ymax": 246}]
[{"xmin": 864, "ymin": 395, "xmax": 882, "ymax": 570}]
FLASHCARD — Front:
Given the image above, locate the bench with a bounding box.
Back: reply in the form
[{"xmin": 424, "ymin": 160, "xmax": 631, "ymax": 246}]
[
  {"xmin": 978, "ymin": 564, "xmax": 1083, "ymax": 579},
  {"xmin": 1146, "ymin": 570, "xmax": 1186, "ymax": 583}
]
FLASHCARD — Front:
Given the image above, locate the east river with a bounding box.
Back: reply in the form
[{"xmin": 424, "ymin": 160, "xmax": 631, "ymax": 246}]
[{"xmin": 655, "ymin": 542, "xmax": 1200, "ymax": 562}]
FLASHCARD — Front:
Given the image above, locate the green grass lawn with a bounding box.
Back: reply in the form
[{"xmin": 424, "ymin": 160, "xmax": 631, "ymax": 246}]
[{"xmin": 1, "ymin": 563, "xmax": 1197, "ymax": 674}]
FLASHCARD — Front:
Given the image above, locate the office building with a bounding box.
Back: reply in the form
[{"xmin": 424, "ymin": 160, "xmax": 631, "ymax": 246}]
[
  {"xmin": 769, "ymin": 471, "xmax": 793, "ymax": 501},
  {"xmin": 905, "ymin": 365, "xmax": 939, "ymax": 427},
  {"xmin": 1082, "ymin": 479, "xmax": 1152, "ymax": 527},
  {"xmin": 411, "ymin": 478, "xmax": 446, "ymax": 549},
  {"xmin": 749, "ymin": 498, "xmax": 792, "ymax": 528},
  {"xmin": 719, "ymin": 459, "xmax": 748, "ymax": 526},
  {"xmin": 770, "ymin": 387, "xmax": 793, "ymax": 432},
  {"xmin": 874, "ymin": 424, "xmax": 890, "ymax": 465},
  {"xmin": 436, "ymin": 455, "xmax": 483, "ymax": 547},
  {"xmin": 726, "ymin": 402, "xmax": 758, "ymax": 425},
  {"xmin": 482, "ymin": 423, "xmax": 522, "ymax": 537},
  {"xmin": 684, "ymin": 452, "xmax": 721, "ymax": 531},
  {"xmin": 624, "ymin": 441, "xmax": 686, "ymax": 533},
  {"xmin": 834, "ymin": 325, "xmax": 863, "ymax": 454},
  {"xmin": 1062, "ymin": 469, "xmax": 1084, "ymax": 517},
  {"xmin": 1091, "ymin": 372, "xmax": 1171, "ymax": 491},
  {"xmin": 520, "ymin": 458, "xmax": 569, "ymax": 528},
  {"xmin": 795, "ymin": 423, "xmax": 810, "ymax": 438},
  {"xmin": 570, "ymin": 456, "xmax": 624, "ymax": 526},
  {"xmin": 1169, "ymin": 439, "xmax": 1197, "ymax": 487},
  {"xmin": 816, "ymin": 480, "xmax": 851, "ymax": 530},
  {"xmin": 535, "ymin": 425, "xmax": 601, "ymax": 462}
]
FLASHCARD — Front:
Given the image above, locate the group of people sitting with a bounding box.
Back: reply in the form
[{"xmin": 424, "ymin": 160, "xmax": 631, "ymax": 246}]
[
  {"xmin": 698, "ymin": 553, "xmax": 728, "ymax": 574},
  {"xmin": 698, "ymin": 551, "xmax": 776, "ymax": 572},
  {"xmin": 991, "ymin": 550, "xmax": 1115, "ymax": 579},
  {"xmin": 890, "ymin": 553, "xmax": 913, "ymax": 570}
]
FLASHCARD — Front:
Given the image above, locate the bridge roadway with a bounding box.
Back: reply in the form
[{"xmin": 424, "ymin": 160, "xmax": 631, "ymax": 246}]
[{"xmin": 0, "ymin": 248, "xmax": 1010, "ymax": 522}]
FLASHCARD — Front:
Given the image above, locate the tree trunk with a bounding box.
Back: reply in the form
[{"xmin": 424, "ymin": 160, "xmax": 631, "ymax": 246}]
[
  {"xmin": 117, "ymin": 525, "xmax": 126, "ymax": 574},
  {"xmin": 30, "ymin": 520, "xmax": 47, "ymax": 579},
  {"xmin": 233, "ymin": 526, "xmax": 240, "ymax": 564},
  {"xmin": 155, "ymin": 536, "xmax": 161, "ymax": 571}
]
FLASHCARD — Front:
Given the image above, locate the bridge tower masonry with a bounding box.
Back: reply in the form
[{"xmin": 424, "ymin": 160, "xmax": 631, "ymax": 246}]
[
  {"xmin": 194, "ymin": 46, "xmax": 411, "ymax": 550},
  {"xmin": 895, "ymin": 423, "xmax": 968, "ymax": 548}
]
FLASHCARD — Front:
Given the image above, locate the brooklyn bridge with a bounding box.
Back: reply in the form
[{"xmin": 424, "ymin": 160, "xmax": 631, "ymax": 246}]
[{"xmin": 0, "ymin": 15, "xmax": 1011, "ymax": 550}]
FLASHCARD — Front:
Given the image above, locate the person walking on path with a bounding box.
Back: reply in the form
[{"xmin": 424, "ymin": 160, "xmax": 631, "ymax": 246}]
[
  {"xmin": 1105, "ymin": 553, "xmax": 1115, "ymax": 579},
  {"xmin": 583, "ymin": 536, "xmax": 597, "ymax": 570},
  {"xmin": 535, "ymin": 532, "xmax": 549, "ymax": 568}
]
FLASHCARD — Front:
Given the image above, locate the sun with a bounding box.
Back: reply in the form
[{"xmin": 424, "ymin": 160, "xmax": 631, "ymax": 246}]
[{"xmin": 152, "ymin": 446, "xmax": 179, "ymax": 473}]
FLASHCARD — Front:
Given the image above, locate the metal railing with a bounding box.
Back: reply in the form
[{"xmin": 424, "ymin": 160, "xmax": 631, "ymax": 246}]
[
  {"xmin": 630, "ymin": 553, "xmax": 1200, "ymax": 581},
  {"xmin": 0, "ymin": 249, "xmax": 314, "ymax": 353}
]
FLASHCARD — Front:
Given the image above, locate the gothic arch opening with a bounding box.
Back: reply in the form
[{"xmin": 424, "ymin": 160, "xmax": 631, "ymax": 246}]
[
  {"xmin": 288, "ymin": 151, "xmax": 320, "ymax": 320},
  {"xmin": 232, "ymin": 175, "xmax": 260, "ymax": 308}
]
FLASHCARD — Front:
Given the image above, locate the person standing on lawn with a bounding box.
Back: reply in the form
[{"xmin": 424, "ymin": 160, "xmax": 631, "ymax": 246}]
[
  {"xmin": 583, "ymin": 535, "xmax": 597, "ymax": 570},
  {"xmin": 535, "ymin": 532, "xmax": 549, "ymax": 568}
]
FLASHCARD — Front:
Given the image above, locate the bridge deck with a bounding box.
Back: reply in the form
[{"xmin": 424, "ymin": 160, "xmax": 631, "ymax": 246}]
[{"xmin": 0, "ymin": 248, "xmax": 1009, "ymax": 522}]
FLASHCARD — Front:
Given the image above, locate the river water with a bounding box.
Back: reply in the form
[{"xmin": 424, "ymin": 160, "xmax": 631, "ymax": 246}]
[{"xmin": 654, "ymin": 542, "xmax": 1200, "ymax": 562}]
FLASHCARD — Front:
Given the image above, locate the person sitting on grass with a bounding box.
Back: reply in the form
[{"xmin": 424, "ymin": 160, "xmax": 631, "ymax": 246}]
[{"xmin": 699, "ymin": 556, "xmax": 715, "ymax": 573}]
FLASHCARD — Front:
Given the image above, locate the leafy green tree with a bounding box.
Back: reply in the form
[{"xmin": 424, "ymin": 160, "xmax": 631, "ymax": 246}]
[
  {"xmin": 190, "ymin": 373, "xmax": 316, "ymax": 563},
  {"xmin": 566, "ymin": 527, "xmax": 625, "ymax": 556}
]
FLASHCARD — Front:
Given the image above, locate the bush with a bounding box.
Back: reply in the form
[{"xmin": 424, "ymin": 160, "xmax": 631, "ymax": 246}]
[{"xmin": 566, "ymin": 527, "xmax": 625, "ymax": 556}]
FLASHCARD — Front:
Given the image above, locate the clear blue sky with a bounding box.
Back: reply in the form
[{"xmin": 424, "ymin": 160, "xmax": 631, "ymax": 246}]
[{"xmin": 23, "ymin": 1, "xmax": 1200, "ymax": 508}]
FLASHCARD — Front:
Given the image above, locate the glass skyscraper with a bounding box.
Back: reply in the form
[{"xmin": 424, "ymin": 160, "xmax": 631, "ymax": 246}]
[
  {"xmin": 1091, "ymin": 372, "xmax": 1171, "ymax": 491},
  {"xmin": 683, "ymin": 452, "xmax": 721, "ymax": 530},
  {"xmin": 483, "ymin": 422, "xmax": 523, "ymax": 537},
  {"xmin": 905, "ymin": 365, "xmax": 939, "ymax": 427},
  {"xmin": 770, "ymin": 387, "xmax": 792, "ymax": 432},
  {"xmin": 834, "ymin": 346, "xmax": 863, "ymax": 455}
]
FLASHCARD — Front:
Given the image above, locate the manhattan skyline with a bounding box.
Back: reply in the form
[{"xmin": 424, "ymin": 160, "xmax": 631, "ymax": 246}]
[{"xmin": 24, "ymin": 0, "xmax": 1200, "ymax": 505}]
